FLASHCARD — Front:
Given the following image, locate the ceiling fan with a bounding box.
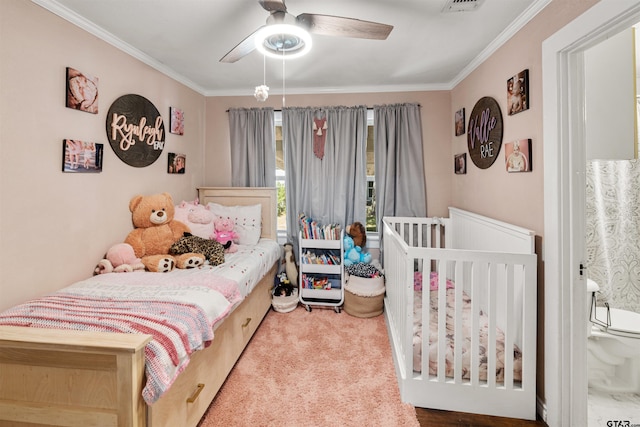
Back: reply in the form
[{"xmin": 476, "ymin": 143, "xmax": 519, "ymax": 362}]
[{"xmin": 220, "ymin": 0, "xmax": 394, "ymax": 63}]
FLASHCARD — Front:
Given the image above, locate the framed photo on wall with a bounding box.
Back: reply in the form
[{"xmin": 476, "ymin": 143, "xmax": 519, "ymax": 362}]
[
  {"xmin": 170, "ymin": 107, "xmax": 184, "ymax": 135},
  {"xmin": 454, "ymin": 153, "xmax": 467, "ymax": 174},
  {"xmin": 168, "ymin": 152, "xmax": 186, "ymax": 174},
  {"xmin": 504, "ymin": 139, "xmax": 532, "ymax": 172},
  {"xmin": 455, "ymin": 108, "xmax": 465, "ymax": 136},
  {"xmin": 62, "ymin": 140, "xmax": 103, "ymax": 173},
  {"xmin": 66, "ymin": 67, "xmax": 99, "ymax": 114},
  {"xmin": 507, "ymin": 69, "xmax": 529, "ymax": 116}
]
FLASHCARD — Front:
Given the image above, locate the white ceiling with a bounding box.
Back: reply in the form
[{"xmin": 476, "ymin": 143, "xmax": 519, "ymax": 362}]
[{"xmin": 34, "ymin": 0, "xmax": 548, "ymax": 96}]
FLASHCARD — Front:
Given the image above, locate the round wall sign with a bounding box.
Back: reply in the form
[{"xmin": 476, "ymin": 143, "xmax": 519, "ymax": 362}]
[
  {"xmin": 467, "ymin": 96, "xmax": 503, "ymax": 169},
  {"xmin": 105, "ymin": 94, "xmax": 165, "ymax": 167}
]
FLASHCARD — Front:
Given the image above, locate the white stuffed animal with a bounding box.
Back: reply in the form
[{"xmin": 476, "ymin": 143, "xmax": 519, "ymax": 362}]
[{"xmin": 283, "ymin": 243, "xmax": 298, "ymax": 287}]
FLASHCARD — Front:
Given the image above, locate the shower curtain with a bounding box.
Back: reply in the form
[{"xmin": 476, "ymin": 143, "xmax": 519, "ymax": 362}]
[{"xmin": 585, "ymin": 159, "xmax": 640, "ymax": 313}]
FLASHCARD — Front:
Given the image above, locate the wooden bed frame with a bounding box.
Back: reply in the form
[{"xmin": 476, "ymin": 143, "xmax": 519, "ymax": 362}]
[{"xmin": 0, "ymin": 187, "xmax": 278, "ymax": 427}]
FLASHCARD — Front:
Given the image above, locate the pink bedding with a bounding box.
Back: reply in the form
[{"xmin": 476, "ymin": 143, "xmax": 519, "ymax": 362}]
[
  {"xmin": 0, "ymin": 268, "xmax": 241, "ymax": 404},
  {"xmin": 412, "ymin": 274, "xmax": 522, "ymax": 382}
]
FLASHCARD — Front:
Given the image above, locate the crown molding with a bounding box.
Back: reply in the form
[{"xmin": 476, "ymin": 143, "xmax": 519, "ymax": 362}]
[
  {"xmin": 32, "ymin": 0, "xmax": 550, "ymax": 97},
  {"xmin": 448, "ymin": 0, "xmax": 551, "ymax": 88},
  {"xmin": 31, "ymin": 0, "xmax": 207, "ymax": 94},
  {"xmin": 203, "ymin": 82, "xmax": 454, "ymax": 97}
]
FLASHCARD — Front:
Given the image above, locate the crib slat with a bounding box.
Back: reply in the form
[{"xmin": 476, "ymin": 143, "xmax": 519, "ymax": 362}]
[
  {"xmin": 504, "ymin": 264, "xmax": 515, "ymax": 389},
  {"xmin": 421, "ymin": 260, "xmax": 430, "ymax": 380},
  {"xmin": 453, "ymin": 261, "xmax": 464, "ymax": 383},
  {"xmin": 470, "ymin": 261, "xmax": 483, "ymax": 386},
  {"xmin": 403, "ymin": 247, "xmax": 413, "ymax": 377},
  {"xmin": 436, "ymin": 260, "xmax": 447, "ymax": 382},
  {"xmin": 522, "ymin": 262, "xmax": 537, "ymax": 394},
  {"xmin": 487, "ymin": 263, "xmax": 497, "ymax": 389}
]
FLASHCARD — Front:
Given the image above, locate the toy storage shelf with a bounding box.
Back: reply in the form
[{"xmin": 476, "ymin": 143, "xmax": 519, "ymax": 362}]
[{"xmin": 298, "ymin": 231, "xmax": 344, "ymax": 313}]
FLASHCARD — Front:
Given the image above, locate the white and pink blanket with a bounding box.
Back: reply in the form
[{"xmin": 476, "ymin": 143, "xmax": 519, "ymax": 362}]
[
  {"xmin": 0, "ymin": 268, "xmax": 241, "ymax": 405},
  {"xmin": 412, "ymin": 272, "xmax": 523, "ymax": 382},
  {"xmin": 0, "ymin": 239, "xmax": 282, "ymax": 404}
]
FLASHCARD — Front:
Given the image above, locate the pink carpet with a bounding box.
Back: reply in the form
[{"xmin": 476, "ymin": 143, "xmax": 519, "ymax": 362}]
[{"xmin": 198, "ymin": 305, "xmax": 419, "ymax": 427}]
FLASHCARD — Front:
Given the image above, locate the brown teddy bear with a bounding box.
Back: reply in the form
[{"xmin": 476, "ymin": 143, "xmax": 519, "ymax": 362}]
[
  {"xmin": 124, "ymin": 192, "xmax": 205, "ymax": 272},
  {"xmin": 346, "ymin": 221, "xmax": 367, "ymax": 248}
]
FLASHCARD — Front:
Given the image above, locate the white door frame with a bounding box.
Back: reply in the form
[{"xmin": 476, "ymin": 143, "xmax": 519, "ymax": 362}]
[{"xmin": 542, "ymin": 1, "xmax": 640, "ymax": 426}]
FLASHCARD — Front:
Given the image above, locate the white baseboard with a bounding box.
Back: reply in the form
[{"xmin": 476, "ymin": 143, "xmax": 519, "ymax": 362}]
[{"xmin": 537, "ymin": 396, "xmax": 548, "ymax": 424}]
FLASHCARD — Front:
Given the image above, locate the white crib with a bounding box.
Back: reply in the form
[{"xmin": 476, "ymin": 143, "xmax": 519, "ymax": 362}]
[{"xmin": 383, "ymin": 207, "xmax": 537, "ymax": 420}]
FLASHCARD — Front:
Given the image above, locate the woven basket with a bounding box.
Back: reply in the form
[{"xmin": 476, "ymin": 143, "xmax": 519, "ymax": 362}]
[
  {"xmin": 272, "ymin": 288, "xmax": 299, "ymax": 313},
  {"xmin": 344, "ymin": 275, "xmax": 385, "ymax": 318}
]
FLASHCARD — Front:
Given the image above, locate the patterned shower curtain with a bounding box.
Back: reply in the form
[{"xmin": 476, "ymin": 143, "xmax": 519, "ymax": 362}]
[{"xmin": 585, "ymin": 159, "xmax": 640, "ymax": 313}]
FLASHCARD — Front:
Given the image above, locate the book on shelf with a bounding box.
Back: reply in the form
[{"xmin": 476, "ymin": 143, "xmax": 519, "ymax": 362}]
[
  {"xmin": 300, "ymin": 249, "xmax": 341, "ymax": 265},
  {"xmin": 300, "ymin": 274, "xmax": 342, "ymax": 290},
  {"xmin": 298, "ymin": 213, "xmax": 341, "ymax": 239}
]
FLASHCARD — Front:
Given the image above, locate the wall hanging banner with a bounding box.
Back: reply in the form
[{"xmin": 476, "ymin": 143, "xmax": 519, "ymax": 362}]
[
  {"xmin": 313, "ymin": 109, "xmax": 327, "ymax": 160},
  {"xmin": 106, "ymin": 94, "xmax": 165, "ymax": 167},
  {"xmin": 467, "ymin": 96, "xmax": 503, "ymax": 169}
]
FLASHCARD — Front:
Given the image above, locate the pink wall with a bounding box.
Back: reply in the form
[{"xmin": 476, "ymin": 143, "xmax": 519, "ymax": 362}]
[
  {"xmin": 450, "ymin": 0, "xmax": 598, "ymax": 400},
  {"xmin": 0, "ymin": 1, "xmax": 207, "ymax": 311},
  {"xmin": 205, "ymin": 91, "xmax": 452, "ymax": 218},
  {"xmin": 451, "ymin": 0, "xmax": 597, "ymax": 234}
]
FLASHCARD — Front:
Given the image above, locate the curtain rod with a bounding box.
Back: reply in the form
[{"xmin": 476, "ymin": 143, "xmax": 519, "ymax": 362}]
[{"xmin": 225, "ymin": 105, "xmax": 420, "ymax": 112}]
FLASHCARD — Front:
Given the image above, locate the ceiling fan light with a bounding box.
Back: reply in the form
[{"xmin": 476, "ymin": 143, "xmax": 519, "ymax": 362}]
[{"xmin": 254, "ymin": 24, "xmax": 312, "ymax": 59}]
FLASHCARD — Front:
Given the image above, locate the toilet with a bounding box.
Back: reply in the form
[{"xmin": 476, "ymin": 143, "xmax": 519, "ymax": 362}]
[{"xmin": 586, "ymin": 279, "xmax": 640, "ymax": 393}]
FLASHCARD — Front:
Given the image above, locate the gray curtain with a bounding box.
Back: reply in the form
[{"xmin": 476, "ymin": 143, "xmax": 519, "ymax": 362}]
[
  {"xmin": 283, "ymin": 106, "xmax": 367, "ymax": 245},
  {"xmin": 374, "ymin": 103, "xmax": 427, "ymax": 232},
  {"xmin": 228, "ymin": 107, "xmax": 275, "ymax": 187}
]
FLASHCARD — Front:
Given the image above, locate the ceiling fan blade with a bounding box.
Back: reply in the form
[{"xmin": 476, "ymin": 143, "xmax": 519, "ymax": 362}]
[
  {"xmin": 219, "ymin": 26, "xmax": 264, "ymax": 63},
  {"xmin": 296, "ymin": 14, "xmax": 393, "ymax": 40},
  {"xmin": 258, "ymin": 0, "xmax": 287, "ymax": 13}
]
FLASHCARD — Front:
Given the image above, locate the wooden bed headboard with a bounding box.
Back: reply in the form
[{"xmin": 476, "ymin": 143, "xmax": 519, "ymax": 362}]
[{"xmin": 197, "ymin": 187, "xmax": 278, "ymax": 241}]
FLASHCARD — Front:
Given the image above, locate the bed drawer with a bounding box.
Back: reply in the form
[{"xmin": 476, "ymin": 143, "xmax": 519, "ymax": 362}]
[
  {"xmin": 148, "ymin": 269, "xmax": 274, "ymax": 427},
  {"xmin": 232, "ymin": 279, "xmax": 273, "ymax": 345},
  {"xmin": 148, "ymin": 307, "xmax": 244, "ymax": 427}
]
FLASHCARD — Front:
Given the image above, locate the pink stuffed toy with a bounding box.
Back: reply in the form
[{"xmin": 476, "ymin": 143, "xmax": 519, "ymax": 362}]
[
  {"xmin": 173, "ymin": 199, "xmax": 215, "ymax": 239},
  {"xmin": 95, "ymin": 243, "xmax": 145, "ymax": 274},
  {"xmin": 213, "ymin": 217, "xmax": 238, "ymax": 253}
]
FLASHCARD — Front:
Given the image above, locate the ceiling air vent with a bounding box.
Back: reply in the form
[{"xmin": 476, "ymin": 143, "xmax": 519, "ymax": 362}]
[{"xmin": 441, "ymin": 0, "xmax": 485, "ymax": 13}]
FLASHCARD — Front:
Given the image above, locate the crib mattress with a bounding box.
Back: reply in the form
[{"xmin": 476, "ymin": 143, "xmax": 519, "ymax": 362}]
[{"xmin": 413, "ymin": 288, "xmax": 523, "ymax": 382}]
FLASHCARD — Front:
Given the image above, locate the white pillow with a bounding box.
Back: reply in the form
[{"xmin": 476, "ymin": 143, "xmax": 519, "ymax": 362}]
[{"xmin": 208, "ymin": 203, "xmax": 262, "ymax": 245}]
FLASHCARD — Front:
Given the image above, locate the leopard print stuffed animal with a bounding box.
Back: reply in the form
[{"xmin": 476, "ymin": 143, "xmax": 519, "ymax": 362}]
[{"xmin": 170, "ymin": 233, "xmax": 227, "ymax": 266}]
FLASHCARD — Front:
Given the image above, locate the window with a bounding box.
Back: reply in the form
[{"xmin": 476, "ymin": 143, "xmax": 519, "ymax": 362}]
[
  {"xmin": 365, "ymin": 110, "xmax": 376, "ymax": 232},
  {"xmin": 274, "ymin": 112, "xmax": 286, "ymax": 231},
  {"xmin": 275, "ymin": 110, "xmax": 376, "ymax": 233}
]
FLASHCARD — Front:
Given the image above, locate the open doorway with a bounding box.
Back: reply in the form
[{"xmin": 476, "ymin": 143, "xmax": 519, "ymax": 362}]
[{"xmin": 542, "ymin": 1, "xmax": 640, "ymax": 426}]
